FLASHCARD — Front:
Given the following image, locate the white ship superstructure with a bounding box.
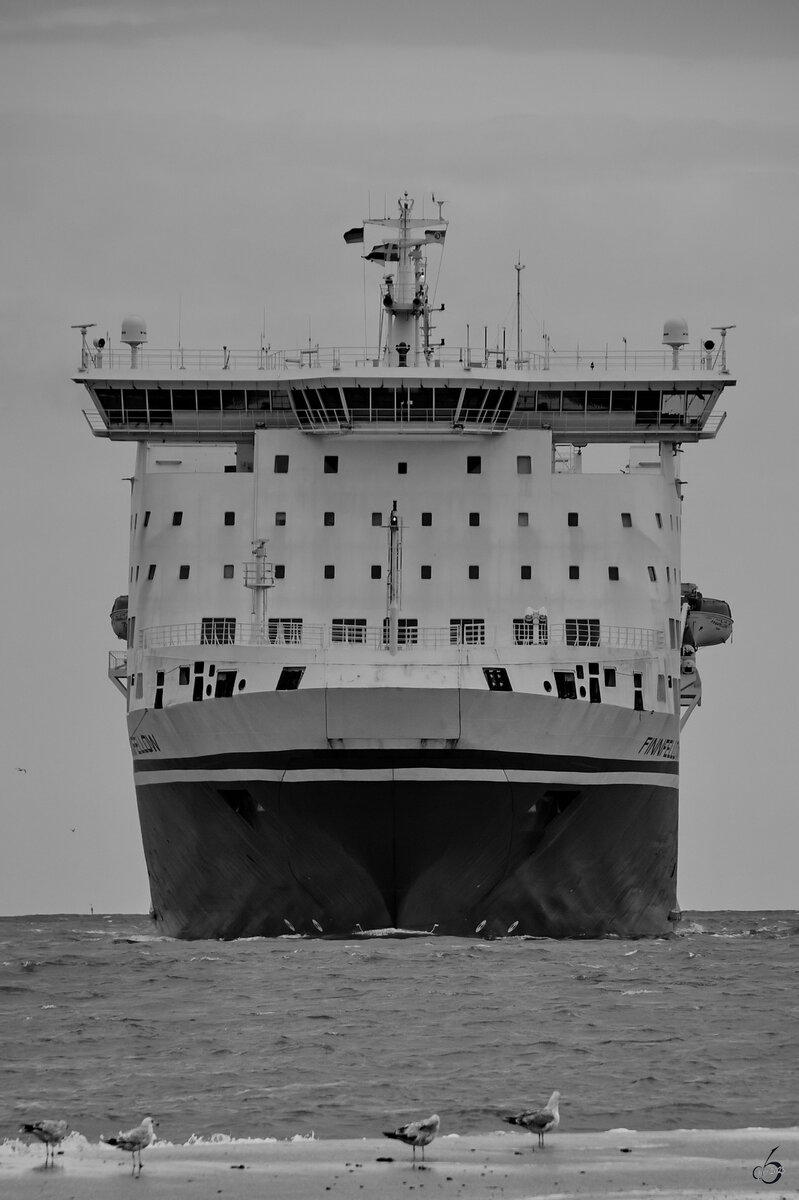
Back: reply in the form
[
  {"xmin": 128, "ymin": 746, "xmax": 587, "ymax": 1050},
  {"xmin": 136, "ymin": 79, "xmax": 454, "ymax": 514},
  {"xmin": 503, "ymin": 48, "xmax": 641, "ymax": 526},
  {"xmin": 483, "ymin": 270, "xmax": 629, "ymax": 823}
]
[{"xmin": 75, "ymin": 195, "xmax": 734, "ymax": 938}]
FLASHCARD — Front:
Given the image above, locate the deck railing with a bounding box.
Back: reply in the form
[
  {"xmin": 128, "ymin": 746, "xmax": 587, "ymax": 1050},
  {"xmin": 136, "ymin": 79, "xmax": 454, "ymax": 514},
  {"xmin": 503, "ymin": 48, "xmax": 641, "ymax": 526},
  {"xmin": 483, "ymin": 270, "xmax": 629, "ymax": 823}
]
[
  {"xmin": 79, "ymin": 343, "xmax": 723, "ymax": 377},
  {"xmin": 139, "ymin": 621, "xmax": 664, "ymax": 652}
]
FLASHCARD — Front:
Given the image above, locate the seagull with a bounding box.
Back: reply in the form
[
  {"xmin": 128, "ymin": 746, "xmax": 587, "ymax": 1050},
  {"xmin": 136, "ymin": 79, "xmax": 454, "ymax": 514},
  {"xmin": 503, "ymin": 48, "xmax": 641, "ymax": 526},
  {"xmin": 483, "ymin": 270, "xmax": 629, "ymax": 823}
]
[
  {"xmin": 383, "ymin": 1113, "xmax": 440, "ymax": 1165},
  {"xmin": 504, "ymin": 1091, "xmax": 560, "ymax": 1149},
  {"xmin": 19, "ymin": 1119, "xmax": 67, "ymax": 1166},
  {"xmin": 103, "ymin": 1115, "xmax": 156, "ymax": 1175}
]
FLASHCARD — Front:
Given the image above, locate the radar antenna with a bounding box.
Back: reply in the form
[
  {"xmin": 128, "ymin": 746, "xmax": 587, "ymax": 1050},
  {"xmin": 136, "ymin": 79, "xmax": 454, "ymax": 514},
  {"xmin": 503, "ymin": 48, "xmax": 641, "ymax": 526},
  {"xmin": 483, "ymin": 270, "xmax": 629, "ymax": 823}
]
[
  {"xmin": 710, "ymin": 325, "xmax": 736, "ymax": 374},
  {"xmin": 71, "ymin": 322, "xmax": 97, "ymax": 372}
]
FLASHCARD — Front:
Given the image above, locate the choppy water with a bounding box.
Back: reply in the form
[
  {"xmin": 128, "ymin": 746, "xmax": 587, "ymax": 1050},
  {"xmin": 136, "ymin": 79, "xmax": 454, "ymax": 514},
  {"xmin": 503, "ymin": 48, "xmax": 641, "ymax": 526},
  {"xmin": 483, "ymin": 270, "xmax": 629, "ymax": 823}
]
[{"xmin": 1, "ymin": 912, "xmax": 796, "ymax": 1146}]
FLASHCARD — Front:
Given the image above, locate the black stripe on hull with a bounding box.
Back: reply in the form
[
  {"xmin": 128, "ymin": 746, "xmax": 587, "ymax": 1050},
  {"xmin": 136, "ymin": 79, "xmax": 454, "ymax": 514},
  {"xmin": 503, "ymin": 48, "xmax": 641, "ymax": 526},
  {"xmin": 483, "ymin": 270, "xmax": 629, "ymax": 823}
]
[{"xmin": 137, "ymin": 775, "xmax": 678, "ymax": 940}]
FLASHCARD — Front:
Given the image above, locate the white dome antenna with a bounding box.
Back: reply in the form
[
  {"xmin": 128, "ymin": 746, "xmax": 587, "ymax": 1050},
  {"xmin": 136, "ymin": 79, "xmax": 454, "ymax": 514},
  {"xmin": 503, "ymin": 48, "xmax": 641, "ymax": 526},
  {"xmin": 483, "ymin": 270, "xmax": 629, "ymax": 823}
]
[
  {"xmin": 662, "ymin": 317, "xmax": 688, "ymax": 370},
  {"xmin": 121, "ymin": 315, "xmax": 148, "ymax": 369}
]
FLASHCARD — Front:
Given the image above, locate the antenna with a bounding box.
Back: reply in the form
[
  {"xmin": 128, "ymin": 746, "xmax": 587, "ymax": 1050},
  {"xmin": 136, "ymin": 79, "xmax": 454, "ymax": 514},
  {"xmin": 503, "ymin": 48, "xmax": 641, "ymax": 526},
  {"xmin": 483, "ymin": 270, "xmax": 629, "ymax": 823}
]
[
  {"xmin": 710, "ymin": 325, "xmax": 736, "ymax": 374},
  {"xmin": 515, "ymin": 258, "xmax": 525, "ymax": 368}
]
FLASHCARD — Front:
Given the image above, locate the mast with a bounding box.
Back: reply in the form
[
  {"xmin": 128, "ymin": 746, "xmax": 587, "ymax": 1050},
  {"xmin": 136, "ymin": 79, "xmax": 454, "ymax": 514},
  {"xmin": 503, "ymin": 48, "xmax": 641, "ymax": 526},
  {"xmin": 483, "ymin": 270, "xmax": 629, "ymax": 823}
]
[{"xmin": 347, "ymin": 192, "xmax": 447, "ymax": 368}]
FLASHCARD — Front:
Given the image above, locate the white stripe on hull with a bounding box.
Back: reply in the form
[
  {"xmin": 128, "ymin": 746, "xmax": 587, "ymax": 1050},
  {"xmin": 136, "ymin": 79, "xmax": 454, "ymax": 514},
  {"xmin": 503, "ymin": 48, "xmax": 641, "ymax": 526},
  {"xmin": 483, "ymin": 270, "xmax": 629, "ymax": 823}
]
[{"xmin": 134, "ymin": 766, "xmax": 678, "ymax": 789}]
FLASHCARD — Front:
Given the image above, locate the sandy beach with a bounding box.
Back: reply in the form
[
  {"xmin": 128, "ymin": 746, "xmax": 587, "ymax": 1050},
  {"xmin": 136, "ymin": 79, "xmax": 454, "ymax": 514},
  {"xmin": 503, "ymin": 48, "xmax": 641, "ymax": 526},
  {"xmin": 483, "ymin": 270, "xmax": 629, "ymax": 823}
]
[{"xmin": 2, "ymin": 1128, "xmax": 796, "ymax": 1199}]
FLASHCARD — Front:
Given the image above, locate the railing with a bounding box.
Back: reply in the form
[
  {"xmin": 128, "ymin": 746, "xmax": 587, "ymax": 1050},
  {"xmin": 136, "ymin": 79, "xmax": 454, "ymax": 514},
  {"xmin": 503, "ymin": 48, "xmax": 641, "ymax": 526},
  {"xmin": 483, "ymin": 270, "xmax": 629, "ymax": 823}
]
[
  {"xmin": 80, "ymin": 344, "xmax": 724, "ymax": 377},
  {"xmin": 139, "ymin": 621, "xmax": 664, "ymax": 652}
]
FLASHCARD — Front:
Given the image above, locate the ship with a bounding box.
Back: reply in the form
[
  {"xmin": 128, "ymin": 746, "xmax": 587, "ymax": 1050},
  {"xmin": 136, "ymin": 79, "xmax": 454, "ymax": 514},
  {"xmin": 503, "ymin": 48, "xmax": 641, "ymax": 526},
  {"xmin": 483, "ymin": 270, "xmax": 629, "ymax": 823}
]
[{"xmin": 74, "ymin": 193, "xmax": 734, "ymax": 940}]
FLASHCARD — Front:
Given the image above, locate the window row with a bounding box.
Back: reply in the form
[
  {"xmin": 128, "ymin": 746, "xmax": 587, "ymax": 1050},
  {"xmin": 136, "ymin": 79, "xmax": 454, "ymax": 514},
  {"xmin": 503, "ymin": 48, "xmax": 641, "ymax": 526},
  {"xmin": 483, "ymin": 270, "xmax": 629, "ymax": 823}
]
[
  {"xmin": 133, "ymin": 510, "xmax": 236, "ymax": 530},
  {"xmin": 131, "ymin": 563, "xmax": 672, "ymax": 583},
  {"xmin": 132, "ymin": 508, "xmax": 676, "ymax": 532},
  {"xmin": 273, "ymin": 454, "xmax": 532, "ymax": 476}
]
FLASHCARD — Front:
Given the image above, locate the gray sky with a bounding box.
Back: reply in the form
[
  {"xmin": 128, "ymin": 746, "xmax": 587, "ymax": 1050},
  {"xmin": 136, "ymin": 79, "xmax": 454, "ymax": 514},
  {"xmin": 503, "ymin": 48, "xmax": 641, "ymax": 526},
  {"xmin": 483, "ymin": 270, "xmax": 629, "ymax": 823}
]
[{"xmin": 1, "ymin": 0, "xmax": 797, "ymax": 915}]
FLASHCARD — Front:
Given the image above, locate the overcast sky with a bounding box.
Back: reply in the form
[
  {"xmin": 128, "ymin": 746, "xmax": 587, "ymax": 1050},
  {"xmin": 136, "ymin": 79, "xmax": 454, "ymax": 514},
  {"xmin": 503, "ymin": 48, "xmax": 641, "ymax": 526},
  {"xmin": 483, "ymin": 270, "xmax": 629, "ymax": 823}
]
[{"xmin": 1, "ymin": 0, "xmax": 797, "ymax": 915}]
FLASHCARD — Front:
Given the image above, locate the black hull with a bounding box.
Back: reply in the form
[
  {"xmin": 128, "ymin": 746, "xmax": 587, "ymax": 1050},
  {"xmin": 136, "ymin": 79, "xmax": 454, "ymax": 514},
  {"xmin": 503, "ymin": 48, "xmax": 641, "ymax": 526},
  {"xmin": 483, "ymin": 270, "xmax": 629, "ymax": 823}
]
[{"xmin": 137, "ymin": 771, "xmax": 678, "ymax": 940}]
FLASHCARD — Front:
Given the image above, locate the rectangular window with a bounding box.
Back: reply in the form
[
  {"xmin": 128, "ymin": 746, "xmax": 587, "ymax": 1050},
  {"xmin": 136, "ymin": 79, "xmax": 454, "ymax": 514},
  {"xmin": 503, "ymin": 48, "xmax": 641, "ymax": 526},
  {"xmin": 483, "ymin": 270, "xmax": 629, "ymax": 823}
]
[
  {"xmin": 669, "ymin": 617, "xmax": 678, "ymax": 649},
  {"xmin": 421, "ymin": 564, "xmax": 432, "ymax": 579},
  {"xmin": 450, "ymin": 618, "xmax": 485, "ymax": 645},
  {"xmin": 421, "ymin": 512, "xmax": 432, "ymax": 526},
  {"xmin": 518, "ymin": 512, "xmax": 529, "ymax": 526},
  {"xmin": 274, "ymin": 564, "xmax": 285, "ymax": 579},
  {"xmin": 371, "ymin": 565, "xmax": 381, "ymax": 579},
  {"xmin": 554, "ymin": 670, "xmax": 577, "ymax": 699},
  {"xmin": 324, "ymin": 511, "xmax": 335, "ymax": 526},
  {"xmin": 469, "ymin": 512, "xmax": 480, "ymax": 527},
  {"xmin": 332, "ymin": 618, "xmax": 367, "ymax": 644},
  {"xmin": 179, "ymin": 666, "xmax": 190, "ymax": 685},
  {"xmin": 589, "ymin": 678, "xmax": 601, "ymax": 703},
  {"xmin": 468, "ymin": 565, "xmax": 480, "ymax": 579},
  {"xmin": 467, "ymin": 455, "xmax": 482, "ymax": 474},
  {"xmin": 604, "ymin": 668, "xmax": 617, "ymax": 687},
  {"xmin": 324, "ymin": 455, "xmax": 339, "ymax": 473},
  {"xmin": 648, "ymin": 565, "xmax": 657, "ymax": 581},
  {"xmin": 268, "ymin": 618, "xmax": 303, "ymax": 644},
  {"xmin": 656, "ymin": 513, "xmax": 663, "ymax": 528},
  {"xmin": 324, "ymin": 564, "xmax": 335, "ymax": 579},
  {"xmin": 621, "ymin": 512, "xmax": 632, "ymax": 527},
  {"xmin": 147, "ymin": 564, "xmax": 156, "ymax": 580},
  {"xmin": 569, "ymin": 565, "xmax": 580, "ymax": 579},
  {"xmin": 275, "ymin": 511, "xmax": 286, "ymax": 526},
  {"xmin": 398, "ymin": 461, "xmax": 408, "ymax": 474},
  {"xmin": 565, "ymin": 618, "xmax": 601, "ymax": 646},
  {"xmin": 371, "ymin": 511, "xmax": 382, "ymax": 526},
  {"xmin": 172, "ymin": 511, "xmax": 183, "ymax": 526},
  {"xmin": 192, "ymin": 676, "xmax": 204, "ymax": 702},
  {"xmin": 276, "ymin": 667, "xmax": 305, "ymax": 690},
  {"xmin": 608, "ymin": 566, "xmax": 620, "ymax": 581},
  {"xmin": 179, "ymin": 564, "xmax": 190, "ymax": 579},
  {"xmin": 215, "ymin": 670, "xmax": 238, "ymax": 699},
  {"xmin": 633, "ymin": 673, "xmax": 643, "ymax": 688},
  {"xmin": 274, "ymin": 454, "xmax": 289, "ymax": 473},
  {"xmin": 143, "ymin": 511, "xmax": 150, "ymax": 527},
  {"xmin": 200, "ymin": 617, "xmax": 235, "ymax": 645},
  {"xmin": 382, "ymin": 617, "xmax": 419, "ymax": 646},
  {"xmin": 135, "ymin": 566, "xmax": 139, "ymax": 580},
  {"xmin": 513, "ymin": 614, "xmax": 548, "ymax": 645},
  {"xmin": 156, "ymin": 670, "xmax": 164, "ymax": 686},
  {"xmin": 224, "ymin": 511, "xmax": 235, "ymax": 526},
  {"xmin": 521, "ymin": 565, "xmax": 532, "ymax": 580},
  {"xmin": 516, "ymin": 455, "xmax": 531, "ymax": 474},
  {"xmin": 484, "ymin": 667, "xmax": 512, "ymax": 691},
  {"xmin": 223, "ymin": 564, "xmax": 235, "ymax": 579},
  {"xmin": 568, "ymin": 512, "xmax": 578, "ymax": 527}
]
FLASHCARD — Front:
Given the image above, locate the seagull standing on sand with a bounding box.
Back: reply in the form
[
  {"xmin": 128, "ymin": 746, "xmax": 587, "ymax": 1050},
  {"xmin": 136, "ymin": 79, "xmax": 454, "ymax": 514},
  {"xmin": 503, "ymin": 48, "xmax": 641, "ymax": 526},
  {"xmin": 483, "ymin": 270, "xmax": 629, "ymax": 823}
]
[
  {"xmin": 103, "ymin": 1115, "xmax": 156, "ymax": 1176},
  {"xmin": 19, "ymin": 1119, "xmax": 68, "ymax": 1166},
  {"xmin": 383, "ymin": 1113, "xmax": 440, "ymax": 1165},
  {"xmin": 504, "ymin": 1090, "xmax": 560, "ymax": 1149}
]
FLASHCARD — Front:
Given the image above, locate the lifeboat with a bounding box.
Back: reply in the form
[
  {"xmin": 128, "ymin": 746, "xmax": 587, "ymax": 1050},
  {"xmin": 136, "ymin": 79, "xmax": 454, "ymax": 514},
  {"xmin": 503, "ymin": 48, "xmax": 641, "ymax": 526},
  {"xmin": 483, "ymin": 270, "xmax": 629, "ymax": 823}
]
[
  {"xmin": 681, "ymin": 583, "xmax": 733, "ymax": 648},
  {"xmin": 110, "ymin": 594, "xmax": 128, "ymax": 640}
]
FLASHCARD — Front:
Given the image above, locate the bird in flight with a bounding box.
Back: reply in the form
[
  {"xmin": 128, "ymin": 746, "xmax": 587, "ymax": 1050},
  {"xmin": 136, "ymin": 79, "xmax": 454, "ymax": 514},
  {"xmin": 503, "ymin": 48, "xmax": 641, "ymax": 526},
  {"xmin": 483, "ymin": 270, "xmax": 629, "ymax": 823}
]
[
  {"xmin": 103, "ymin": 1115, "xmax": 156, "ymax": 1175},
  {"xmin": 504, "ymin": 1091, "xmax": 560, "ymax": 1149},
  {"xmin": 19, "ymin": 1119, "xmax": 67, "ymax": 1166},
  {"xmin": 383, "ymin": 1113, "xmax": 440, "ymax": 1165}
]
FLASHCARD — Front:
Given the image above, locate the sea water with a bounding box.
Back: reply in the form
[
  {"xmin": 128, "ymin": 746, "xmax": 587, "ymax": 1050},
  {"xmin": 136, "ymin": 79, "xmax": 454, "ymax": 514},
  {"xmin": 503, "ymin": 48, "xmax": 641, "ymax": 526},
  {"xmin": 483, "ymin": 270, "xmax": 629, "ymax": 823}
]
[{"xmin": 1, "ymin": 912, "xmax": 796, "ymax": 1146}]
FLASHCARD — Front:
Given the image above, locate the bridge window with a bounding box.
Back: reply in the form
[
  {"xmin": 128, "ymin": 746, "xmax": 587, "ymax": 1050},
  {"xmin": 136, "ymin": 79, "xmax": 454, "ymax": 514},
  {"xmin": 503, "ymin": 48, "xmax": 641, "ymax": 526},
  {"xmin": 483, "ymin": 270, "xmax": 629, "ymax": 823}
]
[
  {"xmin": 467, "ymin": 455, "xmax": 482, "ymax": 474},
  {"xmin": 201, "ymin": 617, "xmax": 235, "ymax": 645},
  {"xmin": 421, "ymin": 564, "xmax": 432, "ymax": 579},
  {"xmin": 172, "ymin": 511, "xmax": 183, "ymax": 526},
  {"xmin": 223, "ymin": 564, "xmax": 234, "ymax": 579},
  {"xmin": 275, "ymin": 511, "xmax": 286, "ymax": 525},
  {"xmin": 518, "ymin": 512, "xmax": 529, "ymax": 526},
  {"xmin": 450, "ymin": 619, "xmax": 485, "ymax": 645},
  {"xmin": 517, "ymin": 455, "xmax": 531, "ymax": 474},
  {"xmin": 324, "ymin": 564, "xmax": 335, "ymax": 579},
  {"xmin": 608, "ymin": 566, "xmax": 620, "ymax": 580},
  {"xmin": 372, "ymin": 511, "xmax": 382, "ymax": 526},
  {"xmin": 324, "ymin": 511, "xmax": 335, "ymax": 526},
  {"xmin": 568, "ymin": 512, "xmax": 579, "ymax": 527},
  {"xmin": 468, "ymin": 565, "xmax": 480, "ymax": 579},
  {"xmin": 421, "ymin": 512, "xmax": 432, "ymax": 526},
  {"xmin": 332, "ymin": 618, "xmax": 367, "ymax": 644},
  {"xmin": 324, "ymin": 455, "xmax": 338, "ymax": 473},
  {"xmin": 521, "ymin": 565, "xmax": 532, "ymax": 580},
  {"xmin": 224, "ymin": 511, "xmax": 235, "ymax": 526},
  {"xmin": 371, "ymin": 565, "xmax": 381, "ymax": 579},
  {"xmin": 554, "ymin": 671, "xmax": 577, "ymax": 699},
  {"xmin": 469, "ymin": 512, "xmax": 480, "ymax": 527},
  {"xmin": 569, "ymin": 565, "xmax": 580, "ymax": 579},
  {"xmin": 178, "ymin": 564, "xmax": 190, "ymax": 579},
  {"xmin": 621, "ymin": 512, "xmax": 632, "ymax": 527},
  {"xmin": 274, "ymin": 454, "xmax": 289, "ymax": 473}
]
